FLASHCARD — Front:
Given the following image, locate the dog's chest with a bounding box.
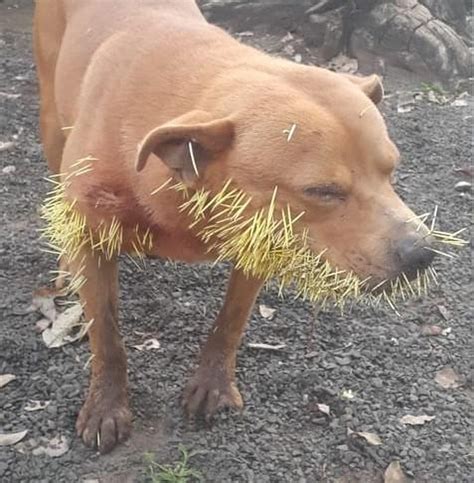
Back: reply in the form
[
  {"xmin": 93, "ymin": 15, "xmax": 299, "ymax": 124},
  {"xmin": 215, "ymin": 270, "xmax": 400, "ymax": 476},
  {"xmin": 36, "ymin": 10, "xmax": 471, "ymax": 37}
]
[{"xmin": 74, "ymin": 180, "xmax": 212, "ymax": 263}]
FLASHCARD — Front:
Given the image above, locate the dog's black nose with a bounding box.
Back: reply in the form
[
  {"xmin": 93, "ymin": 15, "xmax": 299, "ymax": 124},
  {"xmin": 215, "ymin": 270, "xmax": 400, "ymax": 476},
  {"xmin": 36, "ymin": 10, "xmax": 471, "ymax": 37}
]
[{"xmin": 394, "ymin": 233, "xmax": 435, "ymax": 274}]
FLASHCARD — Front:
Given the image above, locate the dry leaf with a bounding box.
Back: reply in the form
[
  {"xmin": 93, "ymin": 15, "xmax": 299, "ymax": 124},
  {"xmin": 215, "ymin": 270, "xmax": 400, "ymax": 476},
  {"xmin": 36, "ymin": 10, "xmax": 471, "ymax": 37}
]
[
  {"xmin": 35, "ymin": 318, "xmax": 51, "ymax": 333},
  {"xmin": 454, "ymin": 181, "xmax": 472, "ymax": 192},
  {"xmin": 2, "ymin": 165, "xmax": 16, "ymax": 174},
  {"xmin": 400, "ymin": 414, "xmax": 435, "ymax": 425},
  {"xmin": 426, "ymin": 90, "xmax": 448, "ymax": 104},
  {"xmin": 441, "ymin": 327, "xmax": 452, "ymax": 336},
  {"xmin": 133, "ymin": 338, "xmax": 161, "ymax": 351},
  {"xmin": 0, "ymin": 141, "xmax": 15, "ymax": 152},
  {"xmin": 0, "ymin": 430, "xmax": 28, "ymax": 446},
  {"xmin": 42, "ymin": 303, "xmax": 87, "ymax": 348},
  {"xmin": 247, "ymin": 342, "xmax": 286, "ymax": 351},
  {"xmin": 259, "ymin": 304, "xmax": 276, "ymax": 320},
  {"xmin": 317, "ymin": 403, "xmax": 330, "ymax": 416},
  {"xmin": 236, "ymin": 31, "xmax": 254, "ymax": 38},
  {"xmin": 25, "ymin": 400, "xmax": 51, "ymax": 412},
  {"xmin": 31, "ymin": 435, "xmax": 69, "ymax": 457},
  {"xmin": 451, "ymin": 98, "xmax": 468, "ymax": 107},
  {"xmin": 420, "ymin": 324, "xmax": 442, "ymax": 336},
  {"xmin": 435, "ymin": 367, "xmax": 461, "ymax": 389},
  {"xmin": 397, "ymin": 103, "xmax": 414, "ymax": 114},
  {"xmin": 0, "ymin": 374, "xmax": 16, "ymax": 388},
  {"xmin": 32, "ymin": 289, "xmax": 58, "ymax": 322},
  {"xmin": 454, "ymin": 166, "xmax": 474, "ymax": 177},
  {"xmin": 384, "ymin": 461, "xmax": 408, "ymax": 483},
  {"xmin": 0, "ymin": 92, "xmax": 21, "ymax": 99},
  {"xmin": 281, "ymin": 32, "xmax": 294, "ymax": 43},
  {"xmin": 349, "ymin": 430, "xmax": 383, "ymax": 446}
]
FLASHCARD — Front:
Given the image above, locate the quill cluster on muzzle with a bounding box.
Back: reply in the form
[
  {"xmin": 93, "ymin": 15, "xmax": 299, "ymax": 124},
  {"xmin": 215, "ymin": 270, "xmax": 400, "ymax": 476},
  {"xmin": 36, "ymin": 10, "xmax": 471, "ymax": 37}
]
[
  {"xmin": 173, "ymin": 181, "xmax": 467, "ymax": 310},
  {"xmin": 176, "ymin": 180, "xmax": 363, "ymax": 307}
]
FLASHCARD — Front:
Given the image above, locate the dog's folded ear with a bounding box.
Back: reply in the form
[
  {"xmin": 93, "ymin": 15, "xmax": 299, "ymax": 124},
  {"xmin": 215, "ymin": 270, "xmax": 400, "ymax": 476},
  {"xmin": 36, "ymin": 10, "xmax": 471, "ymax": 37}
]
[
  {"xmin": 135, "ymin": 110, "xmax": 234, "ymax": 185},
  {"xmin": 343, "ymin": 74, "xmax": 384, "ymax": 105}
]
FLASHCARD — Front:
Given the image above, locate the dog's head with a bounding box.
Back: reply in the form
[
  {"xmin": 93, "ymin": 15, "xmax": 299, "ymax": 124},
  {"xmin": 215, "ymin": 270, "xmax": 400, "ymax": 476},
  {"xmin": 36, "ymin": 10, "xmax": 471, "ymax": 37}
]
[{"xmin": 136, "ymin": 69, "xmax": 437, "ymax": 298}]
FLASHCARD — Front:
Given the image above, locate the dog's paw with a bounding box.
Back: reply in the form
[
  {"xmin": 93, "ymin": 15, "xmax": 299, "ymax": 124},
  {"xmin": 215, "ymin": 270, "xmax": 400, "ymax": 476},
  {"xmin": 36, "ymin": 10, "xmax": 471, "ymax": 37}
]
[
  {"xmin": 183, "ymin": 366, "xmax": 243, "ymax": 421},
  {"xmin": 76, "ymin": 391, "xmax": 132, "ymax": 454}
]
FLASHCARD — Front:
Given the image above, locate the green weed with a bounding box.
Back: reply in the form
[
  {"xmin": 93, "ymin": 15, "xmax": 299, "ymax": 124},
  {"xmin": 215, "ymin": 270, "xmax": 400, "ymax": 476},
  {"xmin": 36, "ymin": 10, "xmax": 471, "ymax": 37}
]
[
  {"xmin": 144, "ymin": 446, "xmax": 203, "ymax": 483},
  {"xmin": 420, "ymin": 82, "xmax": 446, "ymax": 96}
]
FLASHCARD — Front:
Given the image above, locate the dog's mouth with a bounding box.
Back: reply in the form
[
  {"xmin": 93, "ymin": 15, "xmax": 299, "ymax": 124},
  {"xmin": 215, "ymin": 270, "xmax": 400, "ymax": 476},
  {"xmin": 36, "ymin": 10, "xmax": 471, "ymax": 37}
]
[{"xmin": 364, "ymin": 268, "xmax": 435, "ymax": 308}]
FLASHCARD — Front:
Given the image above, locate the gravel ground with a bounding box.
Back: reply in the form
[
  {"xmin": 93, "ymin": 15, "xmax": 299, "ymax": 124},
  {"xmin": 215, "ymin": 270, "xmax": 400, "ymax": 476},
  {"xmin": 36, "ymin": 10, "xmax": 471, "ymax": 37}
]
[{"xmin": 0, "ymin": 2, "xmax": 472, "ymax": 482}]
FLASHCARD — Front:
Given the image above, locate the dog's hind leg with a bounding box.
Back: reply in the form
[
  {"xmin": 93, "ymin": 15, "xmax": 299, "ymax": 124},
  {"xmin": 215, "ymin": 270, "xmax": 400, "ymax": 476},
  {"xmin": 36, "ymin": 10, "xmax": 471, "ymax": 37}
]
[
  {"xmin": 33, "ymin": 0, "xmax": 66, "ymax": 174},
  {"xmin": 71, "ymin": 248, "xmax": 132, "ymax": 454},
  {"xmin": 184, "ymin": 268, "xmax": 263, "ymax": 420},
  {"xmin": 34, "ymin": 1, "xmax": 71, "ymax": 287}
]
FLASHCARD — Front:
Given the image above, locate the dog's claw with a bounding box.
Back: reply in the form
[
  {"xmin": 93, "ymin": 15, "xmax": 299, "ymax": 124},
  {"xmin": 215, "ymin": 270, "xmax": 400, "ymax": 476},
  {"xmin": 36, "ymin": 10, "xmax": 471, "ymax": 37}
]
[
  {"xmin": 76, "ymin": 391, "xmax": 131, "ymax": 454},
  {"xmin": 184, "ymin": 368, "xmax": 243, "ymax": 421}
]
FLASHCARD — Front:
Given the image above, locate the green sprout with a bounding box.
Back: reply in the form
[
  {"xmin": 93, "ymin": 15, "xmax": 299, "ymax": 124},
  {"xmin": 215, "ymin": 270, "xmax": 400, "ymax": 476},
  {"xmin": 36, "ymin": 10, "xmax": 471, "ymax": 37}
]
[{"xmin": 144, "ymin": 446, "xmax": 203, "ymax": 483}]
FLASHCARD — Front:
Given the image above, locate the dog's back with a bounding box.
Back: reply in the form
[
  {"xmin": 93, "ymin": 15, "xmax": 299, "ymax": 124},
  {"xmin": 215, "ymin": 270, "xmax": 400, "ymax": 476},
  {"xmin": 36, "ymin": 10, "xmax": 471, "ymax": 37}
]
[{"xmin": 33, "ymin": 0, "xmax": 208, "ymax": 172}]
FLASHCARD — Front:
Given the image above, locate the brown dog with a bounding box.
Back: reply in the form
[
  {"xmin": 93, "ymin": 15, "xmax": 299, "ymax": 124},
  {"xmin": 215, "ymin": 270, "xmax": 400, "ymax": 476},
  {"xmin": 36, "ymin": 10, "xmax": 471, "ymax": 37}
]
[{"xmin": 34, "ymin": 0, "xmax": 435, "ymax": 453}]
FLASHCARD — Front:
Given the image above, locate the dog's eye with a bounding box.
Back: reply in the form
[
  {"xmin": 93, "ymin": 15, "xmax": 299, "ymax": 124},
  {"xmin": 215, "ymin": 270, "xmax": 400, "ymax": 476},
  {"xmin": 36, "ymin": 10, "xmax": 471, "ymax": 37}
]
[{"xmin": 304, "ymin": 185, "xmax": 346, "ymax": 202}]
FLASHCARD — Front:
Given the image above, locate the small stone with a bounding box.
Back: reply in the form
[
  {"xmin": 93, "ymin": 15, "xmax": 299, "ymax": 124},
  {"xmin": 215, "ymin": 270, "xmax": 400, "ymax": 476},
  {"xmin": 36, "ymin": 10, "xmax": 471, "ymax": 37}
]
[
  {"xmin": 373, "ymin": 377, "xmax": 384, "ymax": 388},
  {"xmin": 46, "ymin": 404, "xmax": 58, "ymax": 416},
  {"xmin": 47, "ymin": 419, "xmax": 57, "ymax": 430},
  {"xmin": 456, "ymin": 77, "xmax": 474, "ymax": 95},
  {"xmin": 283, "ymin": 44, "xmax": 295, "ymax": 56}
]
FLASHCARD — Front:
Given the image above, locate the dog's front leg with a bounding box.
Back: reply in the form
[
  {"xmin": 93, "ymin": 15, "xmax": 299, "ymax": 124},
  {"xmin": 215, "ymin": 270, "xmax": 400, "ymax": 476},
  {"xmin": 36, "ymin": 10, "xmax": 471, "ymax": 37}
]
[
  {"xmin": 184, "ymin": 268, "xmax": 263, "ymax": 420},
  {"xmin": 72, "ymin": 248, "xmax": 131, "ymax": 453}
]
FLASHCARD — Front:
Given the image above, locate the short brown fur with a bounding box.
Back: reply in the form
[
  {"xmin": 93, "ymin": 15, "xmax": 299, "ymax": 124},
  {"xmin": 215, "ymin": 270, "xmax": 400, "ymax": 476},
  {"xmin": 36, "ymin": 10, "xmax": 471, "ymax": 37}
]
[{"xmin": 34, "ymin": 0, "xmax": 434, "ymax": 453}]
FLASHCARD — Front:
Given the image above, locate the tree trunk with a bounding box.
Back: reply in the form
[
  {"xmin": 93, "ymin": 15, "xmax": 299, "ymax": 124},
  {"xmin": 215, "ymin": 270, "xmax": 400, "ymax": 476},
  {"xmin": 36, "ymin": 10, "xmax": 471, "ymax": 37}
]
[{"xmin": 199, "ymin": 0, "xmax": 471, "ymax": 86}]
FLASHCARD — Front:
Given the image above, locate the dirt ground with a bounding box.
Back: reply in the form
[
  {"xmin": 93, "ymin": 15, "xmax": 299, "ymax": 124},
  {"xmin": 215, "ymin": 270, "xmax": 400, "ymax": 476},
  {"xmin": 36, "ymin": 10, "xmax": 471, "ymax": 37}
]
[{"xmin": 0, "ymin": 2, "xmax": 472, "ymax": 483}]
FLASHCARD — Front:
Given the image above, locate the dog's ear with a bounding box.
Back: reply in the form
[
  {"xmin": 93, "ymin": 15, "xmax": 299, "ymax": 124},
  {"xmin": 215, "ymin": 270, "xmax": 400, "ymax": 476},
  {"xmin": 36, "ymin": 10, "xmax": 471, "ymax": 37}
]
[
  {"xmin": 344, "ymin": 74, "xmax": 384, "ymax": 105},
  {"xmin": 135, "ymin": 110, "xmax": 234, "ymax": 185}
]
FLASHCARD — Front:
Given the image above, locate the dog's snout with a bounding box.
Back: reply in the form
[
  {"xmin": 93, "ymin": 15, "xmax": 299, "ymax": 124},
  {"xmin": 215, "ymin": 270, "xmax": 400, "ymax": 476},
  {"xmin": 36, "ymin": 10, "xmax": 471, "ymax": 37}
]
[{"xmin": 394, "ymin": 233, "xmax": 435, "ymax": 273}]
